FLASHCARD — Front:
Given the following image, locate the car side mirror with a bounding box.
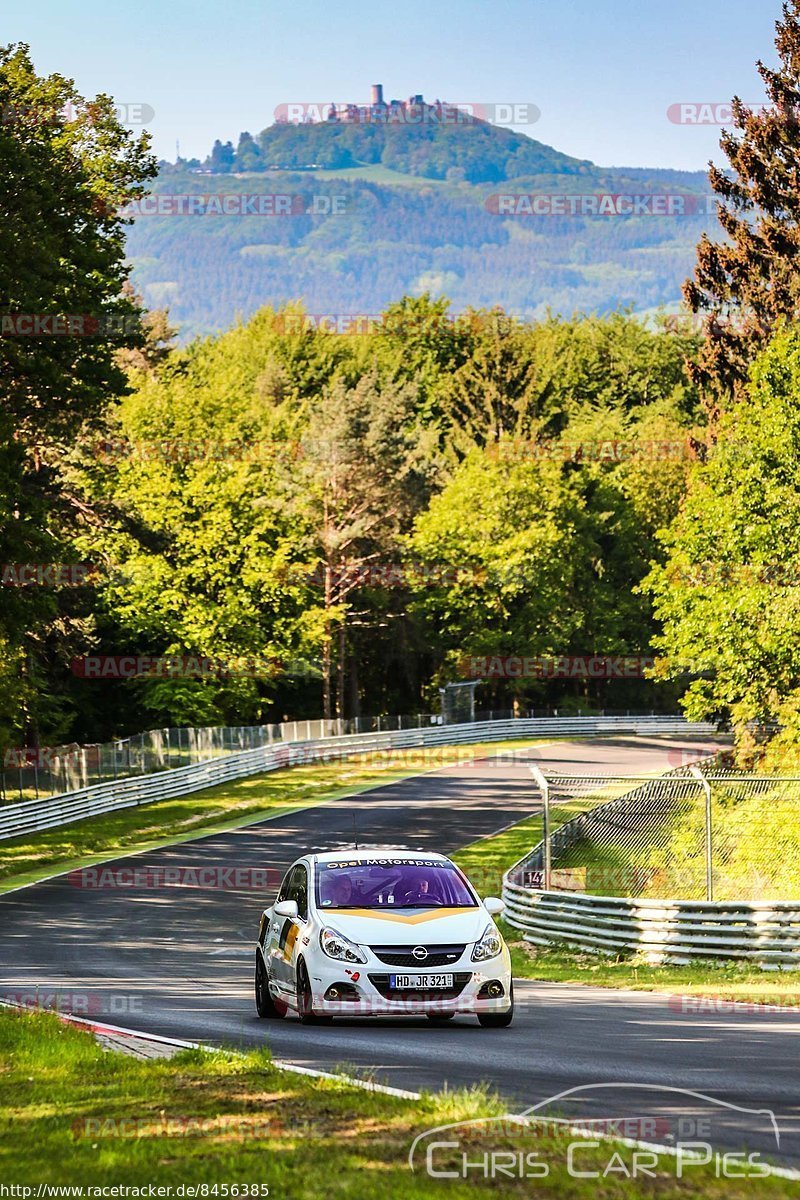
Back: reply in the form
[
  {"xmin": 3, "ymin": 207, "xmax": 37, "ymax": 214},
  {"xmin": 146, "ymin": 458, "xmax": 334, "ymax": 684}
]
[
  {"xmin": 483, "ymin": 896, "xmax": 505, "ymax": 916},
  {"xmin": 274, "ymin": 899, "xmax": 299, "ymax": 919}
]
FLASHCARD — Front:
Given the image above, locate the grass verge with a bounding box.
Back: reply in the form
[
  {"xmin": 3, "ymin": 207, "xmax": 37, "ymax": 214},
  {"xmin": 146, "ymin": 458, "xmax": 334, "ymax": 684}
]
[
  {"xmin": 452, "ymin": 817, "xmax": 800, "ymax": 1006},
  {"xmin": 0, "ymin": 739, "xmax": 549, "ymax": 895},
  {"xmin": 0, "ymin": 1007, "xmax": 790, "ymax": 1195}
]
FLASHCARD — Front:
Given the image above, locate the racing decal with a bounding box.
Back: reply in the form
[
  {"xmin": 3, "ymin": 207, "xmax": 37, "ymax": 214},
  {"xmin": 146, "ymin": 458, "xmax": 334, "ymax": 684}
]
[
  {"xmin": 324, "ymin": 858, "xmax": 449, "ymax": 869},
  {"xmin": 331, "ymin": 907, "xmax": 469, "ymax": 925},
  {"xmin": 278, "ymin": 919, "xmax": 300, "ymax": 960}
]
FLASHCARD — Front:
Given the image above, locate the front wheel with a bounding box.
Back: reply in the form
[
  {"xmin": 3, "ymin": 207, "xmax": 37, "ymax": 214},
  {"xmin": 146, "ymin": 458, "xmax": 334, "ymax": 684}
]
[
  {"xmin": 478, "ymin": 982, "xmax": 514, "ymax": 1028},
  {"xmin": 255, "ymin": 952, "xmax": 286, "ymax": 1019},
  {"xmin": 296, "ymin": 960, "xmax": 333, "ymax": 1025}
]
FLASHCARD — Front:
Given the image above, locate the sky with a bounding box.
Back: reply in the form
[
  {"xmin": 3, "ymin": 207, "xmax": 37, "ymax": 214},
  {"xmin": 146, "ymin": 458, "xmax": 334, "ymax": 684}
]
[{"xmin": 5, "ymin": 0, "xmax": 779, "ymax": 171}]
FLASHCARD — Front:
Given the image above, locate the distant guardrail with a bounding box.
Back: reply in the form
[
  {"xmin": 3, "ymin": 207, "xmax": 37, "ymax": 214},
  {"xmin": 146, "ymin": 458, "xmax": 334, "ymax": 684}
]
[
  {"xmin": 0, "ymin": 715, "xmax": 714, "ymax": 841},
  {"xmin": 0, "ymin": 708, "xmax": 684, "ymax": 804}
]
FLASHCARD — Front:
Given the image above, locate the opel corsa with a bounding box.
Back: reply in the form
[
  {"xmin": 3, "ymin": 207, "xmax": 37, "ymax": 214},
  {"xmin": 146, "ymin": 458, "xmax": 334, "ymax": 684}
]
[{"xmin": 255, "ymin": 849, "xmax": 513, "ymax": 1026}]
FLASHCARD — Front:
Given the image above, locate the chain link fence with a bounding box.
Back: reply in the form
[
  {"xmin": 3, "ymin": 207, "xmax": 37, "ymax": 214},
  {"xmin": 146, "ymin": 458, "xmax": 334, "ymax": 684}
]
[
  {"xmin": 0, "ymin": 726, "xmax": 279, "ymax": 805},
  {"xmin": 516, "ymin": 762, "xmax": 800, "ymax": 902}
]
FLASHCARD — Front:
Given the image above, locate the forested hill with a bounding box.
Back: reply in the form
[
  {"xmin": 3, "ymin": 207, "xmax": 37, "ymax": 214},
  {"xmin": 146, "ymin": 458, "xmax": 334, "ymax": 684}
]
[
  {"xmin": 126, "ymin": 118, "xmax": 714, "ymax": 340},
  {"xmin": 197, "ymin": 115, "xmax": 594, "ymax": 181}
]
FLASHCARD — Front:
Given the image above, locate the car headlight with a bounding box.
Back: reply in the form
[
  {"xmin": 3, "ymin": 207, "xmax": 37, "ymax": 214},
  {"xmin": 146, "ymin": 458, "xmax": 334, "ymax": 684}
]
[
  {"xmin": 471, "ymin": 923, "xmax": 503, "ymax": 962},
  {"xmin": 320, "ymin": 927, "xmax": 367, "ymax": 964}
]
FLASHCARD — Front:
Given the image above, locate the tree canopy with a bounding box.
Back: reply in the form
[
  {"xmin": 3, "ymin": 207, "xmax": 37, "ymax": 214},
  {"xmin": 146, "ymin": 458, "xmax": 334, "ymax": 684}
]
[{"xmin": 0, "ymin": 43, "xmax": 155, "ymax": 750}]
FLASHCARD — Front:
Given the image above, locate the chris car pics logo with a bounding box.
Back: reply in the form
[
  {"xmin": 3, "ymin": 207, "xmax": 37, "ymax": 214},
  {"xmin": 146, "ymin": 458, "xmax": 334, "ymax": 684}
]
[{"xmin": 408, "ymin": 1083, "xmax": 782, "ymax": 1182}]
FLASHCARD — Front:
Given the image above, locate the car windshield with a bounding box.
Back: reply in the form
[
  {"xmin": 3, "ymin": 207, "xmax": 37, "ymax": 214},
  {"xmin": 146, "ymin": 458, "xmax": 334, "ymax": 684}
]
[{"xmin": 316, "ymin": 857, "xmax": 478, "ymax": 910}]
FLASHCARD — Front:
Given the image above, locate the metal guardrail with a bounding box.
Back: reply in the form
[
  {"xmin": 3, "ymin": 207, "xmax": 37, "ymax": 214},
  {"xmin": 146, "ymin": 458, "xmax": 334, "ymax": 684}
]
[
  {"xmin": 1, "ymin": 708, "xmax": 667, "ymax": 803},
  {"xmin": 501, "ymin": 884, "xmax": 800, "ymax": 967},
  {"xmin": 501, "ymin": 761, "xmax": 800, "ymax": 966},
  {"xmin": 0, "ymin": 725, "xmax": 279, "ymax": 805},
  {"xmin": 0, "ymin": 714, "xmax": 714, "ymax": 841}
]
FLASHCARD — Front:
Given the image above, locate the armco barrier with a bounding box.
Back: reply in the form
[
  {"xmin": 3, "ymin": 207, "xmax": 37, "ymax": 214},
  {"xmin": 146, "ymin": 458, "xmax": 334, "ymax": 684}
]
[
  {"xmin": 500, "ymin": 884, "xmax": 800, "ymax": 967},
  {"xmin": 0, "ymin": 715, "xmax": 713, "ymax": 841}
]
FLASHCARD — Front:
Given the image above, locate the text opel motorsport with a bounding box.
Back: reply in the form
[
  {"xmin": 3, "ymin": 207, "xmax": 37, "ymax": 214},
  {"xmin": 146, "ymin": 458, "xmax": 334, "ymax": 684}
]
[{"xmin": 255, "ymin": 849, "xmax": 513, "ymax": 1025}]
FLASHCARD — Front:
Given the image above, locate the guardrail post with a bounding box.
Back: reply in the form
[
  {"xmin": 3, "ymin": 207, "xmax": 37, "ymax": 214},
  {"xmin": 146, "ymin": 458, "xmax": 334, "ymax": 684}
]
[
  {"xmin": 690, "ymin": 765, "xmax": 713, "ymax": 901},
  {"xmin": 528, "ymin": 764, "xmax": 551, "ymax": 889}
]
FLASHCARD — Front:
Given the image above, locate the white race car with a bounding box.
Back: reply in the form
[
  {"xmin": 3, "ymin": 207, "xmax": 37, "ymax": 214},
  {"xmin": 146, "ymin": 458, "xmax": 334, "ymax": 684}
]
[{"xmin": 255, "ymin": 848, "xmax": 513, "ymax": 1026}]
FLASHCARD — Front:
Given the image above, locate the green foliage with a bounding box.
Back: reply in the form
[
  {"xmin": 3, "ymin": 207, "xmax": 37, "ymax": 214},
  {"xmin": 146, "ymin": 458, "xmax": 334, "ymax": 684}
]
[
  {"xmin": 240, "ymin": 116, "xmax": 592, "ymax": 182},
  {"xmin": 406, "ymin": 315, "xmax": 699, "ymax": 705},
  {"xmin": 1, "ymin": 63, "xmax": 707, "ymax": 751},
  {"xmin": 0, "ymin": 43, "xmax": 156, "ymax": 751},
  {"xmin": 76, "ymin": 303, "xmax": 696, "ymax": 729},
  {"xmin": 407, "ymin": 445, "xmax": 592, "ymax": 671},
  {"xmin": 645, "ymin": 325, "xmax": 800, "ymax": 759}
]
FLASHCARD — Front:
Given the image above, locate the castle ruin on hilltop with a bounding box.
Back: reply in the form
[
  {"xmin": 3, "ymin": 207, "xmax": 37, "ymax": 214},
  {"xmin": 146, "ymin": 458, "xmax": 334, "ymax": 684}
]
[{"xmin": 282, "ymin": 85, "xmax": 475, "ymax": 126}]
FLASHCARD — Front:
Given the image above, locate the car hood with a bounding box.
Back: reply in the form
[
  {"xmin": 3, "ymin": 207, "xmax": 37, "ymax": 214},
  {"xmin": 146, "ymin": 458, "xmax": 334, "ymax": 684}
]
[{"xmin": 315, "ymin": 906, "xmax": 490, "ymax": 946}]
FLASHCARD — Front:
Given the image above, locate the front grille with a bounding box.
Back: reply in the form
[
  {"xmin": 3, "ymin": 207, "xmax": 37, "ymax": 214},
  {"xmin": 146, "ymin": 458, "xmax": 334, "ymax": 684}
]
[
  {"xmin": 368, "ymin": 972, "xmax": 471, "ymax": 1001},
  {"xmin": 369, "ymin": 944, "xmax": 466, "ymax": 968}
]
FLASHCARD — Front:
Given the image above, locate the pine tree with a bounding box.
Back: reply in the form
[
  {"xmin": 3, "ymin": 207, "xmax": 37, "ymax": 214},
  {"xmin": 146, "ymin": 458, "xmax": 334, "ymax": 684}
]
[
  {"xmin": 209, "ymin": 139, "xmax": 234, "ymax": 172},
  {"xmin": 684, "ymin": 1, "xmax": 800, "ymax": 401}
]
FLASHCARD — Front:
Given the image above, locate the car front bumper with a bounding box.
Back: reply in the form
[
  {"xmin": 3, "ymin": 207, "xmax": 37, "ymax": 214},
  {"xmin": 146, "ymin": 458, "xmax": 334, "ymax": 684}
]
[{"xmin": 306, "ymin": 951, "xmax": 512, "ymax": 1017}]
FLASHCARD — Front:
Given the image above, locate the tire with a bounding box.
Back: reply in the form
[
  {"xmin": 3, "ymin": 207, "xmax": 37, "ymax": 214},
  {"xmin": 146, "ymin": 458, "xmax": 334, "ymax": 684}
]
[
  {"xmin": 296, "ymin": 960, "xmax": 333, "ymax": 1025},
  {"xmin": 427, "ymin": 1013, "xmax": 455, "ymax": 1023},
  {"xmin": 478, "ymin": 982, "xmax": 514, "ymax": 1028},
  {"xmin": 255, "ymin": 952, "xmax": 286, "ymax": 1019}
]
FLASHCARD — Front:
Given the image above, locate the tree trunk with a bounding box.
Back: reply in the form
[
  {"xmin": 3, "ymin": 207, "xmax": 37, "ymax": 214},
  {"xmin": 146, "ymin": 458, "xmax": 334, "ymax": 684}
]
[
  {"xmin": 322, "ymin": 631, "xmax": 332, "ymax": 723},
  {"xmin": 322, "ymin": 562, "xmax": 332, "ymax": 723},
  {"xmin": 337, "ymin": 618, "xmax": 346, "ymax": 722},
  {"xmin": 349, "ymin": 644, "xmax": 361, "ymax": 719}
]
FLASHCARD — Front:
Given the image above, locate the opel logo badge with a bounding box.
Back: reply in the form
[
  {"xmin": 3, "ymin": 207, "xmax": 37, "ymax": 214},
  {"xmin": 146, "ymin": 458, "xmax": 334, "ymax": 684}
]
[{"xmin": 412, "ymin": 946, "xmax": 428, "ymax": 961}]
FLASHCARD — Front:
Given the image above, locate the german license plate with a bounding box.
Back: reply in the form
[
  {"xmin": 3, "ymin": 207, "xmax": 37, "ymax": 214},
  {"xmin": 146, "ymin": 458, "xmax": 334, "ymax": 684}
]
[{"xmin": 390, "ymin": 973, "xmax": 454, "ymax": 989}]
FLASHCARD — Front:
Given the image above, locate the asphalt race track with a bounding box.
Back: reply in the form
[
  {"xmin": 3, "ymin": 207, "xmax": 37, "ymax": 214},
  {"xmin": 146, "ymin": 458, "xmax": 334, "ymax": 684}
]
[{"xmin": 3, "ymin": 735, "xmax": 800, "ymax": 1169}]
